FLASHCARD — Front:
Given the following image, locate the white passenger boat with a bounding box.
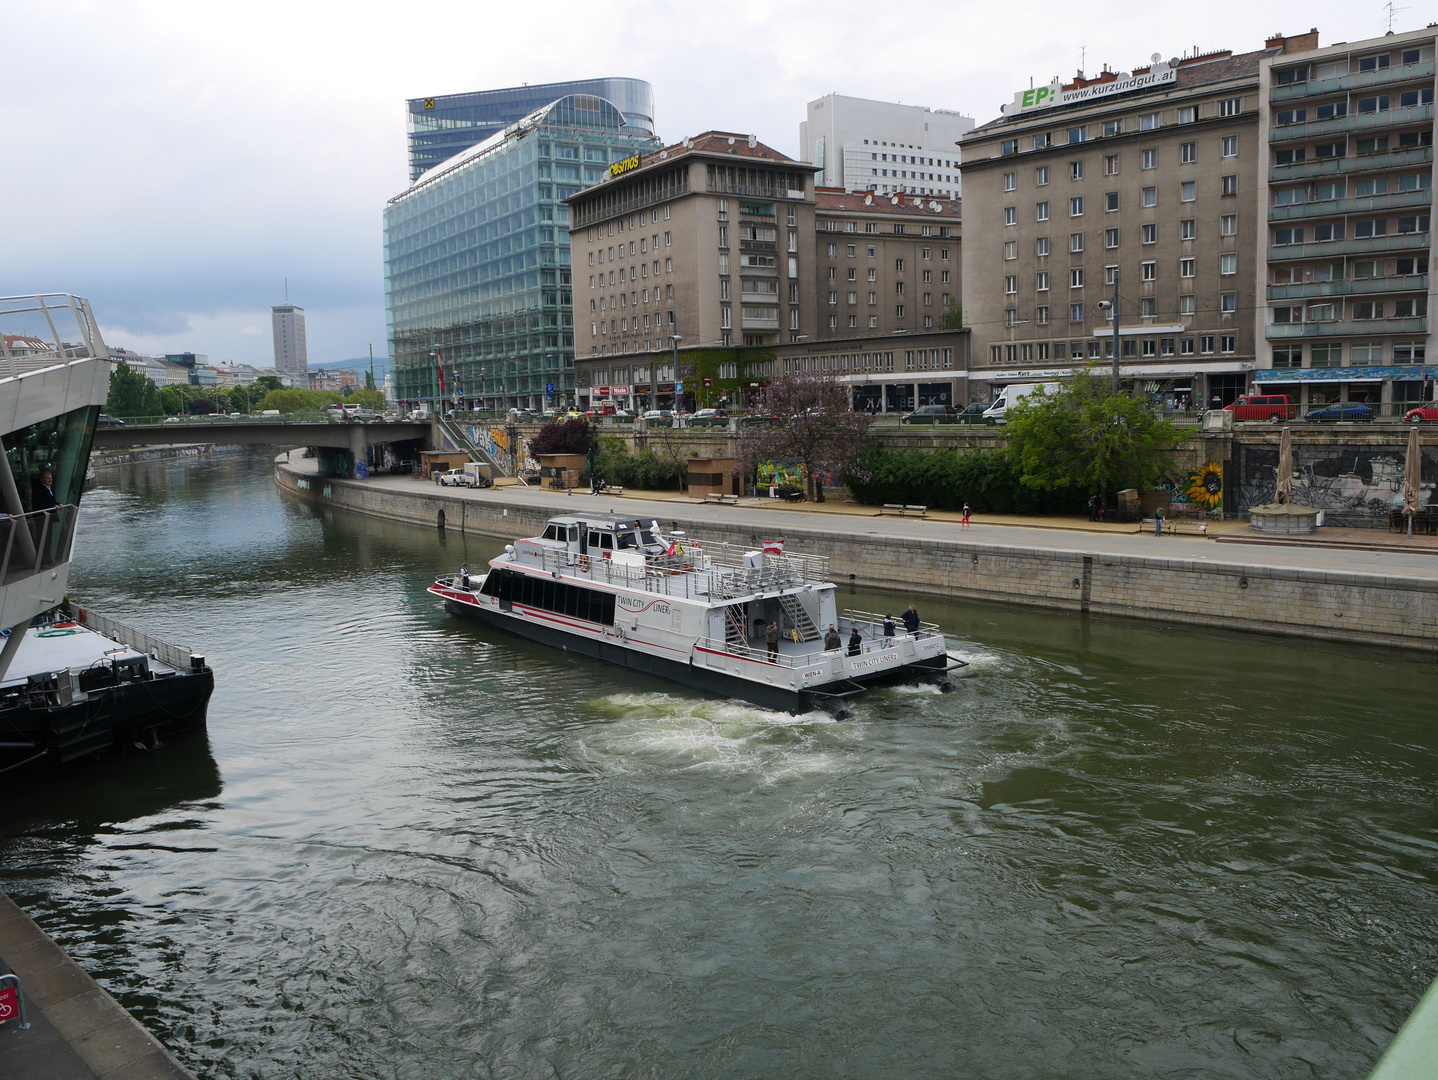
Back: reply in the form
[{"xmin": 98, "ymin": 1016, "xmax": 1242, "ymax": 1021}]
[{"xmin": 428, "ymin": 513, "xmax": 961, "ymax": 714}]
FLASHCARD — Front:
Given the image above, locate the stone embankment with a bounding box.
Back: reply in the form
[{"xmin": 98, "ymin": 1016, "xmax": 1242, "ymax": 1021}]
[{"xmin": 275, "ymin": 464, "xmax": 1438, "ymax": 654}]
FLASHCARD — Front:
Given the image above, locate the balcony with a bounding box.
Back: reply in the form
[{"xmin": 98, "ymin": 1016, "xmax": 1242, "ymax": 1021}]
[
  {"xmin": 1267, "ymin": 232, "xmax": 1431, "ymax": 261},
  {"xmin": 1267, "ymin": 275, "xmax": 1428, "ymax": 300},
  {"xmin": 1268, "ymin": 187, "xmax": 1433, "ymax": 221},
  {"xmin": 739, "ymin": 239, "xmax": 778, "ymax": 252},
  {"xmin": 1269, "ymin": 145, "xmax": 1434, "ymax": 183},
  {"xmin": 1270, "ymin": 60, "xmax": 1436, "ymax": 102},
  {"xmin": 1265, "ymin": 316, "xmax": 1428, "ymax": 339},
  {"xmin": 1269, "ymin": 103, "xmax": 1435, "ymax": 143}
]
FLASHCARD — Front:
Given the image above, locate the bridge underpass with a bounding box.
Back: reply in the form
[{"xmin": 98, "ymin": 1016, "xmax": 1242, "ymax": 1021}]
[{"xmin": 91, "ymin": 419, "xmax": 434, "ymax": 477}]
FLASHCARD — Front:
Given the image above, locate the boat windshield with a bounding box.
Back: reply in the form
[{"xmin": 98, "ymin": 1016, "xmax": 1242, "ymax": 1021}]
[
  {"xmin": 640, "ymin": 526, "xmax": 663, "ymax": 548},
  {"xmin": 615, "ymin": 530, "xmax": 638, "ymax": 549}
]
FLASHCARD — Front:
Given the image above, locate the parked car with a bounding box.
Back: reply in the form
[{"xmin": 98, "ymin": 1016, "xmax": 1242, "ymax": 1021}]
[
  {"xmin": 1305, "ymin": 402, "xmax": 1374, "ymax": 422},
  {"xmin": 737, "ymin": 412, "xmax": 780, "ymax": 428},
  {"xmin": 1223, "ymin": 394, "xmax": 1299, "ymax": 422},
  {"xmin": 1403, "ymin": 402, "xmax": 1438, "ymax": 423},
  {"xmin": 901, "ymin": 404, "xmax": 961, "ymax": 425},
  {"xmin": 688, "ymin": 408, "xmax": 730, "ymax": 427},
  {"xmin": 955, "ymin": 402, "xmax": 993, "ymax": 425},
  {"xmin": 641, "ymin": 409, "xmax": 675, "ymax": 427},
  {"xmin": 612, "ymin": 409, "xmax": 636, "ymax": 422}
]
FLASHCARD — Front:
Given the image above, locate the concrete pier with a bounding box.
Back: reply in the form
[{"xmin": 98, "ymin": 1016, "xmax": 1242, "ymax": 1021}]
[
  {"xmin": 0, "ymin": 893, "xmax": 194, "ymax": 1079},
  {"xmin": 276, "ymin": 461, "xmax": 1438, "ymax": 654}
]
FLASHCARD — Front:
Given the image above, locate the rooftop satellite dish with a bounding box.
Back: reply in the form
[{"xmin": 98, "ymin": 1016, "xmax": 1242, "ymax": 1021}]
[
  {"xmin": 748, "ymin": 134, "xmax": 757, "ymax": 148},
  {"xmin": 659, "ymin": 150, "xmax": 668, "ymax": 159},
  {"xmin": 1170, "ymin": 57, "xmax": 1182, "ymax": 68},
  {"xmin": 1151, "ymin": 52, "xmax": 1162, "ymax": 63},
  {"xmin": 727, "ymin": 136, "xmax": 735, "ymax": 145}
]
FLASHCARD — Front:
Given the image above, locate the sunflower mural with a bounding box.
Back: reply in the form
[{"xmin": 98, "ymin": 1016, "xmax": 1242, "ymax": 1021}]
[{"xmin": 1185, "ymin": 461, "xmax": 1224, "ymax": 512}]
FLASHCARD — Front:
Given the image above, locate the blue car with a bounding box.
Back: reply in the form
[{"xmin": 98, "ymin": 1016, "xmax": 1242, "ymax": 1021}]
[{"xmin": 1305, "ymin": 402, "xmax": 1373, "ymax": 422}]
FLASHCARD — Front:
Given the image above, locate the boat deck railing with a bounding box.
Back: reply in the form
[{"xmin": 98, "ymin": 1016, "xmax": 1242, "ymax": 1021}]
[
  {"xmin": 696, "ymin": 611, "xmax": 933, "ymax": 670},
  {"xmin": 75, "ymin": 608, "xmax": 194, "ymax": 673},
  {"xmin": 516, "ymin": 539, "xmax": 831, "ymax": 601},
  {"xmin": 841, "ymin": 608, "xmax": 943, "ymax": 636}
]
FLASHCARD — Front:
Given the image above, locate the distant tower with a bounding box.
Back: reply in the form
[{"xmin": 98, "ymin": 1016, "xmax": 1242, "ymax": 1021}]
[{"xmin": 271, "ymin": 285, "xmax": 307, "ymax": 377}]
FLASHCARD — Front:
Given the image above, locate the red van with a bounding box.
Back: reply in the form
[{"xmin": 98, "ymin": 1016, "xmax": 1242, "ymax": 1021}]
[{"xmin": 1224, "ymin": 395, "xmax": 1299, "ymax": 422}]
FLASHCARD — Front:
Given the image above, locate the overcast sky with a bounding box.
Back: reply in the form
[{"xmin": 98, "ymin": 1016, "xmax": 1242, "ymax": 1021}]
[{"xmin": 2, "ymin": 0, "xmax": 1407, "ymax": 367}]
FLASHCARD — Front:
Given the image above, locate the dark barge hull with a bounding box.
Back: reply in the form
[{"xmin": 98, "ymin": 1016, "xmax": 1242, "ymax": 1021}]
[
  {"xmin": 0, "ymin": 669, "xmax": 215, "ymax": 768},
  {"xmin": 444, "ymin": 598, "xmax": 947, "ymax": 714}
]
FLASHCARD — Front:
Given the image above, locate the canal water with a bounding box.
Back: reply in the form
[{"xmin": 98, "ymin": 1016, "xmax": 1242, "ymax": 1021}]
[{"xmin": 2, "ymin": 451, "xmax": 1436, "ymax": 1078}]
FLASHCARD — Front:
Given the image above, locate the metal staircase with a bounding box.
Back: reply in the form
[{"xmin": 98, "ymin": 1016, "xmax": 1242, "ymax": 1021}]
[
  {"xmin": 723, "ymin": 606, "xmax": 748, "ymax": 650},
  {"xmin": 779, "ymin": 594, "xmax": 820, "ymax": 642}
]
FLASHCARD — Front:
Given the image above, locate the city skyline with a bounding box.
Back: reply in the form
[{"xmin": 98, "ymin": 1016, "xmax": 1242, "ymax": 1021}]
[{"xmin": 2, "ymin": 0, "xmax": 1406, "ymax": 366}]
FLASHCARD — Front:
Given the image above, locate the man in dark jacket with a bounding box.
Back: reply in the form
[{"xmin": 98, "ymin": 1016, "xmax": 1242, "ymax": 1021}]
[
  {"xmin": 765, "ymin": 621, "xmax": 780, "ymax": 661},
  {"xmin": 902, "ymin": 606, "xmax": 920, "ymax": 634},
  {"xmin": 847, "ymin": 627, "xmax": 862, "ymax": 656},
  {"xmin": 31, "ymin": 468, "xmax": 58, "ymax": 511},
  {"xmin": 824, "ymin": 625, "xmax": 841, "ymax": 651}
]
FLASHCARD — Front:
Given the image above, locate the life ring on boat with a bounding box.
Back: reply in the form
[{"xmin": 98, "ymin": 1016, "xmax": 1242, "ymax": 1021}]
[{"xmin": 578, "ymin": 555, "xmax": 591, "ymax": 572}]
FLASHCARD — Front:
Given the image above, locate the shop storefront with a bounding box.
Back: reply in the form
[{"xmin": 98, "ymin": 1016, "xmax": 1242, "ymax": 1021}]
[{"xmin": 1252, "ymin": 366, "xmax": 1438, "ymax": 414}]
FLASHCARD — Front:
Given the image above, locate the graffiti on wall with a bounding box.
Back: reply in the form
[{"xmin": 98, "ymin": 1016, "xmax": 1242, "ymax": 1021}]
[
  {"xmin": 1167, "ymin": 461, "xmax": 1223, "ymax": 513},
  {"xmin": 1233, "ymin": 442, "xmax": 1436, "ymax": 526},
  {"xmin": 467, "ymin": 425, "xmax": 513, "ymax": 473}
]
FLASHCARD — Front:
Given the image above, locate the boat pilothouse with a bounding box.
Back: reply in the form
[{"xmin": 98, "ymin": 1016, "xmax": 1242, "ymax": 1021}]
[{"xmin": 429, "ymin": 513, "xmax": 960, "ymax": 714}]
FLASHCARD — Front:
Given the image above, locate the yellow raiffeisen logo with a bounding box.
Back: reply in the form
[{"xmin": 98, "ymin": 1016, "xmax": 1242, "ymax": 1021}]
[{"xmin": 608, "ymin": 155, "xmax": 641, "ymax": 178}]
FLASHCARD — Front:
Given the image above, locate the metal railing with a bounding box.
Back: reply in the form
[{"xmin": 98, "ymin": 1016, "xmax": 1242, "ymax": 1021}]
[
  {"xmin": 0, "ymin": 505, "xmax": 78, "ymax": 588},
  {"xmin": 842, "ymin": 608, "xmax": 942, "ymax": 636},
  {"xmin": 75, "ymin": 608, "xmax": 194, "ymax": 672}
]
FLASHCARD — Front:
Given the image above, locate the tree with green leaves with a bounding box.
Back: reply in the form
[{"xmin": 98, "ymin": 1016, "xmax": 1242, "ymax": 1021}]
[
  {"xmin": 737, "ymin": 372, "xmax": 871, "ymax": 502},
  {"xmin": 940, "ymin": 301, "xmax": 964, "ymax": 331},
  {"xmin": 253, "ymin": 374, "xmax": 283, "ymax": 394},
  {"xmin": 1002, "ymin": 370, "xmax": 1182, "ymax": 503},
  {"xmin": 105, "ymin": 361, "xmax": 162, "ymax": 417}
]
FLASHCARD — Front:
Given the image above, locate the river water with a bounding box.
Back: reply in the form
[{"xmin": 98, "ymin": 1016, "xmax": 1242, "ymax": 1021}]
[{"xmin": 2, "ymin": 452, "xmax": 1436, "ymax": 1079}]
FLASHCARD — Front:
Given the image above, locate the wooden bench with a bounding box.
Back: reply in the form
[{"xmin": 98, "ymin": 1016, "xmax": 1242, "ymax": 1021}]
[
  {"xmin": 606, "ymin": 485, "xmax": 624, "ymax": 496},
  {"xmin": 704, "ymin": 492, "xmax": 740, "ymax": 505},
  {"xmin": 878, "ymin": 503, "xmax": 927, "ymax": 518}
]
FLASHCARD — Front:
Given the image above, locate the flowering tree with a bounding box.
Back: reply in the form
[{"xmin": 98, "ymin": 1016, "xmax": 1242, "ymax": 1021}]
[{"xmin": 736, "ymin": 373, "xmax": 871, "ymax": 502}]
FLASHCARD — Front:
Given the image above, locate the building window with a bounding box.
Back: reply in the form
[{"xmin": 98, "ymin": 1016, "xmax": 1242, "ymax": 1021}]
[
  {"xmin": 1220, "ymin": 334, "xmax": 1235, "ymax": 353},
  {"xmin": 1141, "ymin": 223, "xmax": 1156, "ymax": 244},
  {"xmin": 1036, "ymin": 306, "xmax": 1050, "ymax": 325},
  {"xmin": 1105, "ymin": 192, "xmax": 1119, "ymax": 211},
  {"xmin": 1068, "ymin": 128, "xmax": 1087, "ymax": 145},
  {"xmin": 895, "ymin": 258, "xmax": 905, "ymax": 272},
  {"xmin": 665, "ymin": 231, "xmax": 672, "ymax": 246},
  {"xmin": 1140, "ymin": 113, "xmax": 1159, "ymax": 131},
  {"xmin": 1036, "ymin": 166, "xmax": 1049, "ymax": 185},
  {"xmin": 1181, "ymin": 219, "xmax": 1196, "ymax": 240},
  {"xmin": 1220, "ymin": 214, "xmax": 1238, "ymax": 237},
  {"xmin": 1105, "ymin": 228, "xmax": 1120, "ymax": 249},
  {"xmin": 1141, "ymin": 261, "xmax": 1157, "ymax": 281},
  {"xmin": 1181, "ymin": 181, "xmax": 1196, "ymax": 202},
  {"xmin": 1070, "ymin": 303, "xmax": 1084, "ymax": 323},
  {"xmin": 1004, "ymin": 241, "xmax": 1017, "ymax": 259},
  {"xmin": 1179, "ymin": 258, "xmax": 1195, "ymax": 277},
  {"xmin": 1104, "ymin": 264, "xmax": 1118, "ymax": 285},
  {"xmin": 1221, "ymin": 135, "xmax": 1238, "ymax": 158},
  {"xmin": 1179, "ymin": 294, "xmax": 1195, "ymax": 315},
  {"xmin": 1070, "ymin": 160, "xmax": 1084, "ymax": 180},
  {"xmin": 1142, "ymin": 186, "xmax": 1156, "ymax": 207},
  {"xmin": 1036, "ymin": 271, "xmax": 1050, "ymax": 291},
  {"xmin": 1218, "ymin": 98, "xmax": 1241, "ymax": 117},
  {"xmin": 717, "ymin": 225, "xmax": 728, "ymax": 248},
  {"xmin": 1070, "ymin": 268, "xmax": 1084, "ymax": 288},
  {"xmin": 1180, "ymin": 141, "xmax": 1196, "ymax": 164},
  {"xmin": 1003, "ymin": 172, "xmax": 1017, "ymax": 191},
  {"xmin": 1036, "ymin": 201, "xmax": 1050, "ymax": 221},
  {"xmin": 896, "ymin": 305, "xmax": 905, "ymax": 318},
  {"xmin": 1177, "ymin": 106, "xmax": 1197, "ymax": 124},
  {"xmin": 1141, "ymin": 148, "xmax": 1157, "ymax": 170},
  {"xmin": 1220, "ymin": 253, "xmax": 1237, "ymax": 275},
  {"xmin": 1220, "ymin": 293, "xmax": 1237, "ymax": 313},
  {"xmin": 1070, "ymin": 196, "xmax": 1084, "ymax": 217},
  {"xmin": 1070, "ymin": 233, "xmax": 1084, "ymax": 253},
  {"xmin": 1104, "ymin": 154, "xmax": 1119, "ymax": 175},
  {"xmin": 1004, "ymin": 207, "xmax": 1017, "ymax": 226},
  {"xmin": 1221, "ymin": 175, "xmax": 1238, "ymax": 197},
  {"xmin": 1036, "ymin": 237, "xmax": 1050, "ymax": 256},
  {"xmin": 868, "ymin": 292, "xmax": 877, "ymax": 304}
]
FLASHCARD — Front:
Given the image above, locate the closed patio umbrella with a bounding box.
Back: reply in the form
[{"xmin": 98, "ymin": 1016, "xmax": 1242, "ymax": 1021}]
[
  {"xmin": 1403, "ymin": 424, "xmax": 1421, "ymax": 538},
  {"xmin": 1275, "ymin": 426, "xmax": 1294, "ymax": 504}
]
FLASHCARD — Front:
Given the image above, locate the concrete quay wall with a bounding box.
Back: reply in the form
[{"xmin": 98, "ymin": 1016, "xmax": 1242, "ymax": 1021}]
[{"xmin": 275, "ymin": 465, "xmax": 1438, "ymax": 653}]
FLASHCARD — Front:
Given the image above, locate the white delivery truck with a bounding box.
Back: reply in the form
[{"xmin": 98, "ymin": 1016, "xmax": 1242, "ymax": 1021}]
[{"xmin": 982, "ymin": 381, "xmax": 1062, "ymax": 425}]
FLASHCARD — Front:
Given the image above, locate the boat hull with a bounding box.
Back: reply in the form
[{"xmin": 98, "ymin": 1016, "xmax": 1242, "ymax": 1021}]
[{"xmin": 443, "ymin": 598, "xmax": 945, "ymax": 714}]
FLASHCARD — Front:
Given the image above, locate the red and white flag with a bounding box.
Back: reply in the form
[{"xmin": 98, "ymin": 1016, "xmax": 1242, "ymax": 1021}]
[{"xmin": 762, "ymin": 540, "xmax": 784, "ymax": 556}]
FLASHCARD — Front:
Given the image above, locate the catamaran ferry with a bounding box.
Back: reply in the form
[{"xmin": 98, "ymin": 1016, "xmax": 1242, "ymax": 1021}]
[{"xmin": 428, "ymin": 513, "xmax": 961, "ymax": 714}]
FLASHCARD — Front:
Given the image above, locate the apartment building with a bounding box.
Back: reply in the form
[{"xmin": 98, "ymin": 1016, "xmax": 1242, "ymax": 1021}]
[
  {"xmin": 568, "ymin": 132, "xmax": 818, "ymax": 411},
  {"xmin": 960, "ymin": 35, "xmax": 1319, "ymax": 406},
  {"xmin": 801, "ymin": 94, "xmax": 974, "ymax": 198},
  {"xmin": 1253, "ymin": 27, "xmax": 1436, "ymax": 411}
]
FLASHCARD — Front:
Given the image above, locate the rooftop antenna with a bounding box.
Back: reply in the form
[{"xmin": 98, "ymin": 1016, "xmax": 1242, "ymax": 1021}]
[
  {"xmin": 1384, "ymin": 1, "xmax": 1407, "ymax": 32},
  {"xmin": 1079, "ymin": 45, "xmax": 1087, "ymax": 77},
  {"xmin": 284, "ymin": 278, "xmax": 289, "ymax": 303}
]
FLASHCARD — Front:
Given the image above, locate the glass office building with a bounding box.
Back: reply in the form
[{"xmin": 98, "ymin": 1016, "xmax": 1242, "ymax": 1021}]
[
  {"xmin": 407, "ymin": 78, "xmax": 655, "ymax": 181},
  {"xmin": 385, "ymin": 93, "xmax": 659, "ymax": 410}
]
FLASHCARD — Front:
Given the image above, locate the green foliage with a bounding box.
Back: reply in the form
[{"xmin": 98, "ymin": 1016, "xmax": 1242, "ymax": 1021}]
[
  {"xmin": 344, "ymin": 387, "xmax": 385, "ymax": 410},
  {"xmin": 940, "ymin": 301, "xmax": 964, "ymax": 330},
  {"xmin": 105, "ymin": 362, "xmax": 162, "ymax": 417},
  {"xmin": 364, "ymin": 368, "xmax": 376, "ymax": 391},
  {"xmin": 844, "ymin": 445, "xmax": 1085, "ymax": 515},
  {"xmin": 1003, "ymin": 371, "xmax": 1182, "ymax": 498},
  {"xmin": 253, "ymin": 375, "xmax": 283, "ymax": 394}
]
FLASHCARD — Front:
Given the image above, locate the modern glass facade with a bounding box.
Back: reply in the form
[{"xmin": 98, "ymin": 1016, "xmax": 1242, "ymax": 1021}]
[
  {"xmin": 385, "ymin": 94, "xmax": 659, "ymax": 410},
  {"xmin": 407, "ymin": 78, "xmax": 655, "ymax": 181}
]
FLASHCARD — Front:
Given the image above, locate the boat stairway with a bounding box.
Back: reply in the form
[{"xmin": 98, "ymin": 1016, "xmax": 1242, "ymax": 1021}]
[
  {"xmin": 779, "ymin": 595, "xmax": 820, "ymax": 642},
  {"xmin": 723, "ymin": 607, "xmax": 747, "ymax": 649}
]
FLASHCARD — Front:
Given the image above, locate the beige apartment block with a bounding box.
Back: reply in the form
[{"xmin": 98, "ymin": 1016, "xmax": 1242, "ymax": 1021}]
[
  {"xmin": 960, "ymin": 33, "xmax": 1322, "ymax": 407},
  {"xmin": 1254, "ymin": 26, "xmax": 1436, "ymax": 414},
  {"xmin": 568, "ymin": 132, "xmax": 818, "ymax": 411}
]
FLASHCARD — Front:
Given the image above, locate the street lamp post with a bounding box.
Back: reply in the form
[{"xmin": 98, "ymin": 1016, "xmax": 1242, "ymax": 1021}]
[
  {"xmin": 671, "ymin": 333, "xmax": 682, "ymax": 410},
  {"xmin": 1098, "ymin": 273, "xmax": 1121, "ymax": 387}
]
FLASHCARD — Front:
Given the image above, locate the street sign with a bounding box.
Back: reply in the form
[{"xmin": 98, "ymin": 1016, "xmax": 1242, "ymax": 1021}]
[
  {"xmin": 546, "ymin": 383, "xmax": 555, "ymax": 394},
  {"xmin": 0, "ymin": 984, "xmax": 16, "ymax": 1023},
  {"xmin": 674, "ymin": 380, "xmax": 684, "ymax": 394},
  {"xmin": 703, "ymin": 377, "xmax": 712, "ymax": 387}
]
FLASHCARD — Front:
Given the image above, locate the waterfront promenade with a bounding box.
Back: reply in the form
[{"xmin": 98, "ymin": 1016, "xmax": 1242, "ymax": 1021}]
[{"xmin": 279, "ymin": 459, "xmax": 1438, "ymax": 652}]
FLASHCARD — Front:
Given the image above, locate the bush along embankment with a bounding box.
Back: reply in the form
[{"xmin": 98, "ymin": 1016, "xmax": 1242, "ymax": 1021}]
[
  {"xmin": 842, "ymin": 445, "xmax": 1087, "ymax": 516},
  {"xmin": 584, "ymin": 438, "xmax": 689, "ymax": 491}
]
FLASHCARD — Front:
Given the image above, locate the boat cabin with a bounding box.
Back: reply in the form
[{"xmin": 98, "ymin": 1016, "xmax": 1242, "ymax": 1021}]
[{"xmin": 532, "ymin": 515, "xmax": 667, "ymax": 561}]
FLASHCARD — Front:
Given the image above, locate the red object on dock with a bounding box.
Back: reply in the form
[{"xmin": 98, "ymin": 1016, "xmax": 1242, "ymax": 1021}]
[{"xmin": 0, "ymin": 982, "xmax": 18, "ymax": 1024}]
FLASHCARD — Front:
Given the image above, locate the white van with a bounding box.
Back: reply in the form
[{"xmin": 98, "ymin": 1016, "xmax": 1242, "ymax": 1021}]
[{"xmin": 982, "ymin": 382, "xmax": 1062, "ymax": 425}]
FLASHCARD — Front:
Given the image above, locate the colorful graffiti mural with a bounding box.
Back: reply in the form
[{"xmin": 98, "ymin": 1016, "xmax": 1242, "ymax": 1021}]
[{"xmin": 467, "ymin": 425, "xmax": 513, "ymax": 473}]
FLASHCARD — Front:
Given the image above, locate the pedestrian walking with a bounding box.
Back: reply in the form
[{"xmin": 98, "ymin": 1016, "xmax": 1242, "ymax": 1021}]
[
  {"xmin": 902, "ymin": 605, "xmax": 919, "ymax": 634},
  {"xmin": 766, "ymin": 621, "xmax": 780, "ymax": 661},
  {"xmin": 1087, "ymin": 494, "xmax": 1098, "ymax": 522},
  {"xmin": 1154, "ymin": 506, "xmax": 1164, "ymax": 537},
  {"xmin": 824, "ymin": 625, "xmax": 842, "ymax": 651},
  {"xmin": 847, "ymin": 626, "xmax": 862, "ymax": 656},
  {"xmin": 961, "ymin": 503, "xmax": 972, "ymax": 529},
  {"xmin": 882, "ymin": 613, "xmax": 896, "ymax": 646}
]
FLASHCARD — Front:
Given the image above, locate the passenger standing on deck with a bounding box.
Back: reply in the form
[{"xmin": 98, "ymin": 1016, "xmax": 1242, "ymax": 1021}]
[
  {"xmin": 766, "ymin": 621, "xmax": 780, "ymax": 661},
  {"xmin": 883, "ymin": 614, "xmax": 896, "ymax": 646},
  {"xmin": 460, "ymin": 563, "xmax": 470, "ymax": 589},
  {"xmin": 848, "ymin": 626, "xmax": 862, "ymax": 656},
  {"xmin": 824, "ymin": 625, "xmax": 841, "ymax": 651},
  {"xmin": 902, "ymin": 605, "xmax": 919, "ymax": 634}
]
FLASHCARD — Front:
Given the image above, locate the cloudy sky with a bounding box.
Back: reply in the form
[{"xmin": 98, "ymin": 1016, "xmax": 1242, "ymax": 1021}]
[{"xmin": 3, "ymin": 0, "xmax": 1402, "ymax": 367}]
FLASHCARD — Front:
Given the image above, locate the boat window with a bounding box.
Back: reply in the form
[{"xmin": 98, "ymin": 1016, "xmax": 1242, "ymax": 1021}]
[
  {"xmin": 542, "ymin": 524, "xmax": 563, "ymax": 541},
  {"xmin": 569, "ymin": 525, "xmax": 579, "ymax": 543},
  {"xmin": 616, "ymin": 530, "xmax": 637, "ymax": 549},
  {"xmin": 640, "ymin": 526, "xmax": 662, "ymax": 547},
  {"xmin": 599, "ymin": 534, "xmax": 614, "ymax": 550},
  {"xmin": 588, "ymin": 531, "xmax": 602, "ymax": 548},
  {"xmin": 509, "ymin": 570, "xmax": 614, "ymax": 625}
]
